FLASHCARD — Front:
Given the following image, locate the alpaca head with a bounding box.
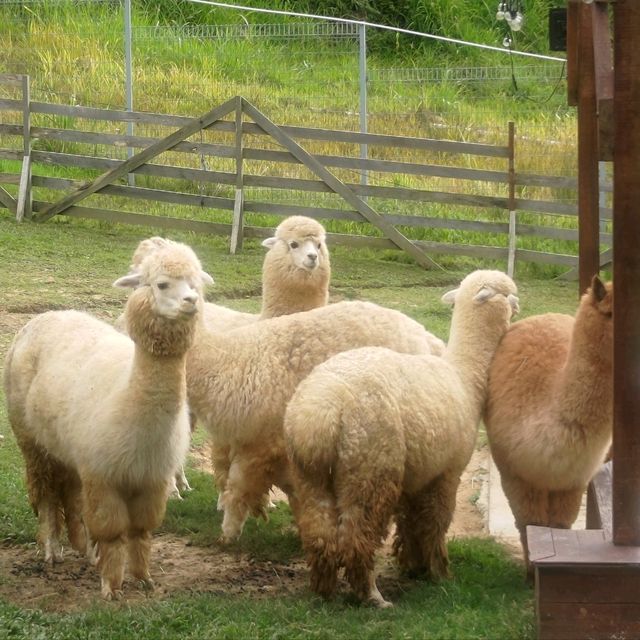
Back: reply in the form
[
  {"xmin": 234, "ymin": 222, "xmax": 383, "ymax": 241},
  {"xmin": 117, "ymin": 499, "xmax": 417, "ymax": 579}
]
[
  {"xmin": 262, "ymin": 216, "xmax": 329, "ymax": 274},
  {"xmin": 576, "ymin": 274, "xmax": 613, "ymax": 358},
  {"xmin": 441, "ymin": 269, "xmax": 519, "ymax": 323},
  {"xmin": 114, "ymin": 241, "xmax": 214, "ymax": 355}
]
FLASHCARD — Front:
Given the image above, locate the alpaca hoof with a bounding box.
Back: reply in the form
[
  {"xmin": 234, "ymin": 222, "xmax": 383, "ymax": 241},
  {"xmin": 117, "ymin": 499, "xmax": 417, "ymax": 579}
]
[
  {"xmin": 102, "ymin": 587, "xmax": 124, "ymax": 601},
  {"xmin": 137, "ymin": 577, "xmax": 155, "ymax": 592},
  {"xmin": 44, "ymin": 542, "xmax": 64, "ymax": 564},
  {"xmin": 370, "ymin": 597, "xmax": 393, "ymax": 609},
  {"xmin": 168, "ymin": 489, "xmax": 184, "ymax": 501}
]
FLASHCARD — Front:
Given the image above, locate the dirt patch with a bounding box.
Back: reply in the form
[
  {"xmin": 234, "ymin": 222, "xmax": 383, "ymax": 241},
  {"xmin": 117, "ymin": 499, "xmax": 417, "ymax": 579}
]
[{"xmin": 0, "ymin": 448, "xmax": 489, "ymax": 613}]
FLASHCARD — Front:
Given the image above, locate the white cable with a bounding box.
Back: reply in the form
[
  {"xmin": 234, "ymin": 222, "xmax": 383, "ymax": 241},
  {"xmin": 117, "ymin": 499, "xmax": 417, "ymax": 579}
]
[{"xmin": 185, "ymin": 0, "xmax": 566, "ymax": 63}]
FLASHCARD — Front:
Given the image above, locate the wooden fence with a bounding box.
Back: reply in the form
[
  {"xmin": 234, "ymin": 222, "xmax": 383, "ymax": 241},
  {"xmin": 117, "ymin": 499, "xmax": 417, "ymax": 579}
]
[{"xmin": 0, "ymin": 74, "xmax": 611, "ymax": 273}]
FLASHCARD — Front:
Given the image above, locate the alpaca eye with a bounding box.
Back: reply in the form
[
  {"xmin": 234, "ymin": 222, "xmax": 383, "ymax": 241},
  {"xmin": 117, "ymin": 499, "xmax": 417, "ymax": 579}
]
[
  {"xmin": 317, "ymin": 243, "xmax": 321, "ymax": 249},
  {"xmin": 157, "ymin": 282, "xmax": 170, "ymax": 290},
  {"xmin": 289, "ymin": 241, "xmax": 299, "ymax": 249}
]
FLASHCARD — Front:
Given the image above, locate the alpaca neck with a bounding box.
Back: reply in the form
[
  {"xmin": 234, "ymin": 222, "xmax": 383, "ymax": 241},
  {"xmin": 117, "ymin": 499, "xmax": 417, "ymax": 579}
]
[
  {"xmin": 260, "ymin": 270, "xmax": 329, "ymax": 319},
  {"xmin": 445, "ymin": 309, "xmax": 508, "ymax": 412},
  {"xmin": 129, "ymin": 348, "xmax": 187, "ymax": 410},
  {"xmin": 556, "ymin": 315, "xmax": 612, "ymax": 430}
]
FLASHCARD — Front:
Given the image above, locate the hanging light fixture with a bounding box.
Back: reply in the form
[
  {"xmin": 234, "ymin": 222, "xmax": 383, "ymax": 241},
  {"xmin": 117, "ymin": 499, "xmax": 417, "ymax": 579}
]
[{"xmin": 496, "ymin": 0, "xmax": 524, "ymax": 33}]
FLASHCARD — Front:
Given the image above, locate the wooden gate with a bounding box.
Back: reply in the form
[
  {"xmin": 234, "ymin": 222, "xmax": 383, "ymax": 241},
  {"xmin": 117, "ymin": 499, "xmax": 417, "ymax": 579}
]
[{"xmin": 33, "ymin": 95, "xmax": 438, "ymax": 269}]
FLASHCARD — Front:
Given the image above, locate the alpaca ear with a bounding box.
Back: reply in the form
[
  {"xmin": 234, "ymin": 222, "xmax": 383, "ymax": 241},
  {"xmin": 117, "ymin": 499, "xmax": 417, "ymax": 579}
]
[
  {"xmin": 441, "ymin": 288, "xmax": 458, "ymax": 305},
  {"xmin": 262, "ymin": 237, "xmax": 277, "ymax": 250},
  {"xmin": 508, "ymin": 293, "xmax": 520, "ymax": 315},
  {"xmin": 591, "ymin": 275, "xmax": 607, "ymax": 303},
  {"xmin": 113, "ymin": 273, "xmax": 142, "ymax": 289},
  {"xmin": 200, "ymin": 270, "xmax": 214, "ymax": 286},
  {"xmin": 473, "ymin": 286, "xmax": 496, "ymax": 304}
]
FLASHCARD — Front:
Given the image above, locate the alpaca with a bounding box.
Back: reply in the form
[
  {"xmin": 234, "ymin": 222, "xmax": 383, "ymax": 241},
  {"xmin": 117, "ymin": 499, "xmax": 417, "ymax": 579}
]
[
  {"xmin": 484, "ymin": 275, "xmax": 613, "ymax": 576},
  {"xmin": 186, "ymin": 300, "xmax": 445, "ymax": 542},
  {"xmin": 121, "ymin": 218, "xmax": 330, "ymax": 499},
  {"xmin": 3, "ymin": 241, "xmax": 212, "ymax": 600},
  {"xmin": 284, "ymin": 270, "xmax": 519, "ymax": 607}
]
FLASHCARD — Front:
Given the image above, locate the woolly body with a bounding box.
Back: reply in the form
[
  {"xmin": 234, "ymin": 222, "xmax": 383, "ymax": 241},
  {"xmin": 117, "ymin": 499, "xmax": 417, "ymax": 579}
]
[
  {"xmin": 4, "ymin": 241, "xmax": 211, "ymax": 599},
  {"xmin": 186, "ymin": 299, "xmax": 445, "ymax": 541},
  {"xmin": 484, "ymin": 276, "xmax": 613, "ymax": 573},
  {"xmin": 284, "ymin": 270, "xmax": 519, "ymax": 606}
]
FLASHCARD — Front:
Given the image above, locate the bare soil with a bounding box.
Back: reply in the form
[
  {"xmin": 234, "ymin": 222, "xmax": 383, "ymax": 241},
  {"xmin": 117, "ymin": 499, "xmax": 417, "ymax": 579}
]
[{"xmin": 0, "ymin": 309, "xmax": 492, "ymax": 613}]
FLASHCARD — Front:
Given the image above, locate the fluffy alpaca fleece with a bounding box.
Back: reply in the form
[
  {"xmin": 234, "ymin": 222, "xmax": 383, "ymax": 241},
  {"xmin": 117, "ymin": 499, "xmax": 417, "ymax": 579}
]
[
  {"xmin": 186, "ymin": 300, "xmax": 445, "ymax": 542},
  {"xmin": 484, "ymin": 275, "xmax": 613, "ymax": 576},
  {"xmin": 3, "ymin": 241, "xmax": 212, "ymax": 600},
  {"xmin": 283, "ymin": 270, "xmax": 519, "ymax": 607}
]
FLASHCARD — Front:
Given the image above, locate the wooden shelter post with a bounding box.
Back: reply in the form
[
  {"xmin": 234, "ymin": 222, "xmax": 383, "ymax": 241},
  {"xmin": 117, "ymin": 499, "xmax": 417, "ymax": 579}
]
[{"xmin": 612, "ymin": 0, "xmax": 640, "ymax": 547}]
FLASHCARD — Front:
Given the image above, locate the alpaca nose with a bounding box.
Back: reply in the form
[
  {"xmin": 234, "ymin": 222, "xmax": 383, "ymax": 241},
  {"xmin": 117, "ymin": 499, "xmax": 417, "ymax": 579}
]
[
  {"xmin": 183, "ymin": 291, "xmax": 198, "ymax": 305},
  {"xmin": 307, "ymin": 252, "xmax": 317, "ymax": 262}
]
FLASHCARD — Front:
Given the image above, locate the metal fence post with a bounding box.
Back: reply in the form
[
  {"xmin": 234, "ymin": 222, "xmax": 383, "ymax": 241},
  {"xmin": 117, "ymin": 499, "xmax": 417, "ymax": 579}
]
[
  {"xmin": 124, "ymin": 0, "xmax": 135, "ymax": 186},
  {"xmin": 358, "ymin": 22, "xmax": 368, "ymax": 188}
]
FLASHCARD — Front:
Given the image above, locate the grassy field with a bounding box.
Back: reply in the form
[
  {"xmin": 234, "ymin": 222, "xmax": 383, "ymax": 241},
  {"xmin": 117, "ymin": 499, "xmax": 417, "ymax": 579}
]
[{"xmin": 0, "ymin": 211, "xmax": 583, "ymax": 639}]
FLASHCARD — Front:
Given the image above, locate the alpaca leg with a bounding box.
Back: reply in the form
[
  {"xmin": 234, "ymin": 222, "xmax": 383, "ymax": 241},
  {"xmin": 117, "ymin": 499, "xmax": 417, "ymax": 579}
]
[
  {"xmin": 220, "ymin": 451, "xmax": 281, "ymax": 542},
  {"xmin": 395, "ymin": 473, "xmax": 459, "ymax": 580},
  {"xmin": 18, "ymin": 438, "xmax": 65, "ymax": 563},
  {"xmin": 211, "ymin": 443, "xmax": 230, "ymax": 511},
  {"xmin": 174, "ymin": 466, "xmax": 192, "ymax": 494},
  {"xmin": 83, "ymin": 480, "xmax": 129, "ymax": 600},
  {"xmin": 548, "ymin": 487, "xmax": 584, "ymax": 530},
  {"xmin": 126, "ymin": 488, "xmax": 167, "ymax": 590},
  {"xmin": 336, "ymin": 462, "xmax": 400, "ymax": 607},
  {"xmin": 292, "ymin": 472, "xmax": 340, "ymax": 600},
  {"xmin": 499, "ymin": 473, "xmax": 550, "ymax": 578},
  {"xmin": 61, "ymin": 471, "xmax": 87, "ymax": 554}
]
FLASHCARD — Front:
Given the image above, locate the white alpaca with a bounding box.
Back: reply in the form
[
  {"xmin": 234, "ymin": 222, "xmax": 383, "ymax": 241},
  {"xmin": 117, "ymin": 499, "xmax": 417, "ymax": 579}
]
[
  {"xmin": 3, "ymin": 241, "xmax": 212, "ymax": 600},
  {"xmin": 122, "ymin": 217, "xmax": 331, "ymax": 498},
  {"xmin": 283, "ymin": 269, "xmax": 519, "ymax": 607},
  {"xmin": 484, "ymin": 275, "xmax": 613, "ymax": 576},
  {"xmin": 186, "ymin": 300, "xmax": 445, "ymax": 542}
]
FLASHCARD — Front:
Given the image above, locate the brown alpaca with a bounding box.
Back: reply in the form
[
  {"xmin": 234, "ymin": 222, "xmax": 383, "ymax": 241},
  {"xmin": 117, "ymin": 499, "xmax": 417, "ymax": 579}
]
[{"xmin": 484, "ymin": 275, "xmax": 613, "ymax": 577}]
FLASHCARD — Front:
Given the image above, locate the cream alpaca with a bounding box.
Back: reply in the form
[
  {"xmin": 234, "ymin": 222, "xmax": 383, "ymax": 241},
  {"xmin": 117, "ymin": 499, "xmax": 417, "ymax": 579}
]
[
  {"xmin": 186, "ymin": 300, "xmax": 445, "ymax": 542},
  {"xmin": 284, "ymin": 270, "xmax": 518, "ymax": 607},
  {"xmin": 4, "ymin": 242, "xmax": 212, "ymax": 600},
  {"xmin": 484, "ymin": 275, "xmax": 613, "ymax": 576}
]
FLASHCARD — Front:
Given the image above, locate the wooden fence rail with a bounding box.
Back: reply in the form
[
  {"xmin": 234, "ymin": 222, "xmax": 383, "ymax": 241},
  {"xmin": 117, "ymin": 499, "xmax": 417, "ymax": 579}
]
[{"xmin": 0, "ymin": 74, "xmax": 611, "ymax": 272}]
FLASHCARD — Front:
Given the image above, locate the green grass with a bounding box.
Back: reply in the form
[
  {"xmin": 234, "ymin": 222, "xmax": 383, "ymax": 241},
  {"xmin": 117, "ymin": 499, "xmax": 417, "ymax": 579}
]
[
  {"xmin": 0, "ymin": 540, "xmax": 533, "ymax": 640},
  {"xmin": 0, "ymin": 211, "xmax": 584, "ymax": 638}
]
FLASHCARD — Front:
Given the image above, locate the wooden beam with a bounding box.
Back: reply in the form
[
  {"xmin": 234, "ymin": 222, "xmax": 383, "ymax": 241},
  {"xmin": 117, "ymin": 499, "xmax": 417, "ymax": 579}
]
[
  {"xmin": 567, "ymin": 2, "xmax": 579, "ymax": 106},
  {"xmin": 34, "ymin": 97, "xmax": 238, "ymax": 222},
  {"xmin": 0, "ymin": 185, "xmax": 16, "ymax": 213},
  {"xmin": 612, "ymin": 0, "xmax": 640, "ymax": 547},
  {"xmin": 593, "ymin": 2, "xmax": 614, "ymax": 160},
  {"xmin": 241, "ymin": 99, "xmax": 442, "ymax": 270},
  {"xmin": 577, "ymin": 2, "xmax": 601, "ymax": 295}
]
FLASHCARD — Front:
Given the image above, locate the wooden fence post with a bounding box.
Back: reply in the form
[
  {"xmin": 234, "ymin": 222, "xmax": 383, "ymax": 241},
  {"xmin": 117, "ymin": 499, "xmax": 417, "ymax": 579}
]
[
  {"xmin": 230, "ymin": 96, "xmax": 244, "ymax": 254},
  {"xmin": 16, "ymin": 74, "xmax": 31, "ymax": 221},
  {"xmin": 507, "ymin": 121, "xmax": 516, "ymax": 278}
]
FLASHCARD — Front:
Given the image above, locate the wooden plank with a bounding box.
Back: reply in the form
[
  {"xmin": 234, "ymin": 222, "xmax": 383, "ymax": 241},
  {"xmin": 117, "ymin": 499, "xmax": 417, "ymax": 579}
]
[
  {"xmin": 567, "ymin": 1, "xmax": 579, "ymax": 106},
  {"xmin": 0, "ymin": 98, "xmax": 22, "ymax": 112},
  {"xmin": 538, "ymin": 602, "xmax": 640, "ymax": 640},
  {"xmin": 0, "ymin": 73, "xmax": 28, "ymax": 87},
  {"xmin": 15, "ymin": 154, "xmax": 31, "ymax": 221},
  {"xmin": 612, "ymin": 0, "xmax": 640, "ymax": 547},
  {"xmin": 592, "ymin": 2, "xmax": 614, "ymax": 161},
  {"xmin": 32, "ymin": 200, "xmax": 232, "ymax": 234},
  {"xmin": 515, "ymin": 249, "xmax": 577, "ymax": 267},
  {"xmin": 514, "ymin": 198, "xmax": 579, "ymax": 216},
  {"xmin": 35, "ymin": 97, "xmax": 238, "ymax": 222},
  {"xmin": 586, "ymin": 462, "xmax": 613, "ymax": 540},
  {"xmin": 240, "ymin": 121, "xmax": 511, "ymax": 157},
  {"xmin": 242, "ymin": 99, "xmax": 439, "ymax": 269},
  {"xmin": 537, "ymin": 564, "xmax": 640, "ymax": 603},
  {"xmin": 0, "ymin": 174, "xmax": 20, "ymax": 185},
  {"xmin": 0, "ymin": 185, "xmax": 16, "ymax": 213}
]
